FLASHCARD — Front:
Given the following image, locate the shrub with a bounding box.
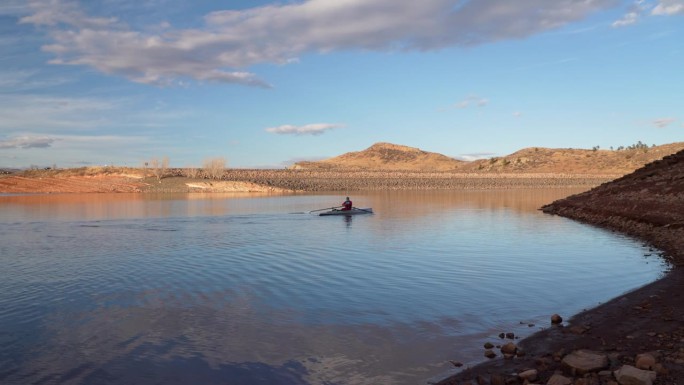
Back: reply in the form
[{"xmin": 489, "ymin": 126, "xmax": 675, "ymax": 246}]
[
  {"xmin": 149, "ymin": 157, "xmax": 169, "ymax": 182},
  {"xmin": 203, "ymin": 157, "xmax": 226, "ymax": 180},
  {"xmin": 183, "ymin": 167, "xmax": 199, "ymax": 178}
]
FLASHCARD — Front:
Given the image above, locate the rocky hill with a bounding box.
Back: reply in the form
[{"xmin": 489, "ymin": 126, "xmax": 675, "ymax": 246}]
[
  {"xmin": 294, "ymin": 142, "xmax": 684, "ymax": 175},
  {"xmin": 292, "ymin": 142, "xmax": 464, "ymax": 171},
  {"xmin": 542, "ymin": 148, "xmax": 684, "ymax": 262}
]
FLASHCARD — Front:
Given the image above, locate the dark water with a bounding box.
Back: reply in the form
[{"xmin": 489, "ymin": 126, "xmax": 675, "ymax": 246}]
[{"xmin": 0, "ymin": 190, "xmax": 666, "ymax": 385}]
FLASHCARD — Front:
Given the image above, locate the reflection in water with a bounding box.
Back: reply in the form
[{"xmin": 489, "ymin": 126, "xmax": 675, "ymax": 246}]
[
  {"xmin": 0, "ymin": 189, "xmax": 666, "ymax": 385},
  {"xmin": 0, "ymin": 189, "xmax": 583, "ymax": 223}
]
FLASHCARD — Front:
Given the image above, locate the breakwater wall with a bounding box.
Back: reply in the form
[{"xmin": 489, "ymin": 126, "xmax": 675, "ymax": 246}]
[{"xmin": 171, "ymin": 169, "xmax": 620, "ymax": 191}]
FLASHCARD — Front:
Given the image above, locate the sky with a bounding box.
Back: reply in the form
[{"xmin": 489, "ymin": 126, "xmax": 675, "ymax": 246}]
[{"xmin": 0, "ymin": 0, "xmax": 682, "ymax": 168}]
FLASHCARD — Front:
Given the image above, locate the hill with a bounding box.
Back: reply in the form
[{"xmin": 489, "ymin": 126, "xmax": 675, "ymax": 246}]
[
  {"xmin": 294, "ymin": 142, "xmax": 684, "ymax": 175},
  {"xmin": 292, "ymin": 142, "xmax": 464, "ymax": 171}
]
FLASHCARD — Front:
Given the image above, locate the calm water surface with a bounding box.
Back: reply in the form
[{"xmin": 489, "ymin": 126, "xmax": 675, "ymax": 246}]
[{"xmin": 0, "ymin": 190, "xmax": 666, "ymax": 385}]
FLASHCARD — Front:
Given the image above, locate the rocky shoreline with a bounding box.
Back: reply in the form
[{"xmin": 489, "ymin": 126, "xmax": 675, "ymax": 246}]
[
  {"xmin": 435, "ymin": 150, "xmax": 684, "ymax": 385},
  {"xmin": 213, "ymin": 170, "xmax": 617, "ymax": 191},
  {"xmin": 0, "ymin": 169, "xmax": 618, "ymax": 193}
]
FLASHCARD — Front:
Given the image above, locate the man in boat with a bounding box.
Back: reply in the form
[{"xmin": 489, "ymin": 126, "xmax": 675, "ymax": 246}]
[{"xmin": 341, "ymin": 197, "xmax": 352, "ymax": 211}]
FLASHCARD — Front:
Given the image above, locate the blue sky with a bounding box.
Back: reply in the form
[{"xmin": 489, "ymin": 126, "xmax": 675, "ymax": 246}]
[{"xmin": 0, "ymin": 0, "xmax": 682, "ymax": 168}]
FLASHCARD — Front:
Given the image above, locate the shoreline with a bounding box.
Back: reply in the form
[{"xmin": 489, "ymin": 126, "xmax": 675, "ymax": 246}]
[
  {"xmin": 435, "ymin": 150, "xmax": 684, "ymax": 384},
  {"xmin": 0, "ymin": 169, "xmax": 619, "ymax": 193}
]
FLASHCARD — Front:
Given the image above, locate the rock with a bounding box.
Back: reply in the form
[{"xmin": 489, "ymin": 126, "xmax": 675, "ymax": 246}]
[
  {"xmin": 547, "ymin": 373, "xmax": 572, "ymax": 385},
  {"xmin": 635, "ymin": 353, "xmax": 656, "ymax": 370},
  {"xmin": 553, "ymin": 348, "xmax": 566, "ymax": 362},
  {"xmin": 490, "ymin": 373, "xmax": 505, "ymax": 385},
  {"xmin": 518, "ymin": 369, "xmax": 538, "ymax": 382},
  {"xmin": 613, "ymin": 365, "xmax": 656, "ymax": 385},
  {"xmin": 652, "ymin": 363, "xmax": 667, "ymax": 375},
  {"xmin": 551, "ymin": 314, "xmax": 563, "ymax": 324},
  {"xmin": 499, "ymin": 332, "xmax": 506, "ymax": 339},
  {"xmin": 485, "ymin": 349, "xmax": 497, "ymax": 359},
  {"xmin": 501, "ymin": 342, "xmax": 517, "ymax": 355},
  {"xmin": 573, "ymin": 378, "xmax": 596, "ymax": 385},
  {"xmin": 476, "ymin": 374, "xmax": 488, "ymax": 385},
  {"xmin": 449, "ymin": 360, "xmax": 464, "ymax": 367},
  {"xmin": 561, "ymin": 350, "xmax": 608, "ymax": 375},
  {"xmin": 568, "ymin": 325, "xmax": 589, "ymax": 335},
  {"xmin": 506, "ymin": 332, "xmax": 515, "ymax": 339},
  {"xmin": 484, "ymin": 342, "xmax": 494, "ymax": 349}
]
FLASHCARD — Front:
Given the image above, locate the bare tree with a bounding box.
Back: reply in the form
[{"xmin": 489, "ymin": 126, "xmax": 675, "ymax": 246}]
[
  {"xmin": 150, "ymin": 157, "xmax": 169, "ymax": 182},
  {"xmin": 203, "ymin": 157, "xmax": 226, "ymax": 180}
]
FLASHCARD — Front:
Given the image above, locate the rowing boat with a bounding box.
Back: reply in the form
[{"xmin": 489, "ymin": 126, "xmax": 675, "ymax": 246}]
[{"xmin": 319, "ymin": 208, "xmax": 373, "ymax": 216}]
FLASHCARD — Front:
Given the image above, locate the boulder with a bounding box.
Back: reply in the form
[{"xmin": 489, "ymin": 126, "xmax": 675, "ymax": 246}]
[
  {"xmin": 634, "ymin": 353, "xmax": 656, "ymax": 370},
  {"xmin": 485, "ymin": 349, "xmax": 497, "ymax": 359},
  {"xmin": 551, "ymin": 314, "xmax": 563, "ymax": 324},
  {"xmin": 546, "ymin": 373, "xmax": 572, "ymax": 385},
  {"xmin": 501, "ymin": 342, "xmax": 517, "ymax": 355},
  {"xmin": 561, "ymin": 350, "xmax": 608, "ymax": 376},
  {"xmin": 484, "ymin": 342, "xmax": 494, "ymax": 349},
  {"xmin": 614, "ymin": 365, "xmax": 656, "ymax": 385},
  {"xmin": 518, "ymin": 369, "xmax": 538, "ymax": 382}
]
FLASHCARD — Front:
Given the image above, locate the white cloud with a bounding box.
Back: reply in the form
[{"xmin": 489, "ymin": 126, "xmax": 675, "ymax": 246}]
[
  {"xmin": 20, "ymin": 0, "xmax": 621, "ymax": 87},
  {"xmin": 0, "ymin": 1, "xmax": 31, "ymax": 16},
  {"xmin": 455, "ymin": 95, "xmax": 489, "ymax": 109},
  {"xmin": 652, "ymin": 0, "xmax": 684, "ymax": 15},
  {"xmin": 653, "ymin": 117, "xmax": 676, "ymax": 128},
  {"xmin": 513, "ymin": 111, "xmax": 522, "ymax": 117},
  {"xmin": 265, "ymin": 123, "xmax": 344, "ymax": 135},
  {"xmin": 0, "ymin": 136, "xmax": 56, "ymax": 149},
  {"xmin": 612, "ymin": 11, "xmax": 640, "ymax": 27},
  {"xmin": 612, "ymin": 0, "xmax": 683, "ymax": 27}
]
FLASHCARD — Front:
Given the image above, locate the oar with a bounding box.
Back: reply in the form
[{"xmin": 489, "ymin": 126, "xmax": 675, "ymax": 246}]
[
  {"xmin": 309, "ymin": 206, "xmax": 342, "ymax": 213},
  {"xmin": 352, "ymin": 207, "xmax": 372, "ymax": 213}
]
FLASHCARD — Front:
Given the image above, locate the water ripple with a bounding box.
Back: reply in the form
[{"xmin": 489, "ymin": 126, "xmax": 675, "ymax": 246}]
[{"xmin": 0, "ymin": 192, "xmax": 666, "ymax": 385}]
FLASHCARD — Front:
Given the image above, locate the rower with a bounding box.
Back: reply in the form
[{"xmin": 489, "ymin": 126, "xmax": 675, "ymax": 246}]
[{"xmin": 341, "ymin": 197, "xmax": 352, "ymax": 211}]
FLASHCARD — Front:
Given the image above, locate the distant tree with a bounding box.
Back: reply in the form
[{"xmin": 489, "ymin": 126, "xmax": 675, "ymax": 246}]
[
  {"xmin": 203, "ymin": 157, "xmax": 226, "ymax": 180},
  {"xmin": 626, "ymin": 140, "xmax": 648, "ymax": 151},
  {"xmin": 150, "ymin": 157, "xmax": 169, "ymax": 182}
]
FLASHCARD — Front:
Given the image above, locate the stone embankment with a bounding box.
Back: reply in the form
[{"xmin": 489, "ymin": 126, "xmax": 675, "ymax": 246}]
[
  {"xmin": 173, "ymin": 169, "xmax": 618, "ymax": 191},
  {"xmin": 1, "ymin": 169, "xmax": 616, "ymax": 193},
  {"xmin": 436, "ymin": 150, "xmax": 684, "ymax": 385}
]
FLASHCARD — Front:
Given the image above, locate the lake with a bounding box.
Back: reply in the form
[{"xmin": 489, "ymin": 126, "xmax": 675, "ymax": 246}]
[{"xmin": 0, "ymin": 190, "xmax": 666, "ymax": 385}]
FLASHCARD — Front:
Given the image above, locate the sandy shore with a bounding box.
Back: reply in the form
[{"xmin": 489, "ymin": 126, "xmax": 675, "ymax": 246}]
[{"xmin": 435, "ymin": 150, "xmax": 684, "ymax": 384}]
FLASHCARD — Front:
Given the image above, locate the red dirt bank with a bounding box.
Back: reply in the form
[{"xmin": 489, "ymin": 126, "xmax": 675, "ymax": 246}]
[{"xmin": 437, "ymin": 150, "xmax": 684, "ymax": 384}]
